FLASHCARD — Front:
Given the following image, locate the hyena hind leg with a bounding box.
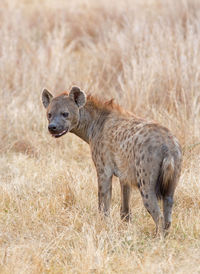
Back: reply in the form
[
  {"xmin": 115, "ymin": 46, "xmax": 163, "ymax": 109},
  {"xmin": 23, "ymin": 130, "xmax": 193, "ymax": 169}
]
[
  {"xmin": 163, "ymin": 195, "xmax": 174, "ymax": 230},
  {"xmin": 120, "ymin": 182, "xmax": 131, "ymax": 222},
  {"xmin": 162, "ymin": 177, "xmax": 178, "ymax": 232},
  {"xmin": 141, "ymin": 191, "xmax": 164, "ymax": 236}
]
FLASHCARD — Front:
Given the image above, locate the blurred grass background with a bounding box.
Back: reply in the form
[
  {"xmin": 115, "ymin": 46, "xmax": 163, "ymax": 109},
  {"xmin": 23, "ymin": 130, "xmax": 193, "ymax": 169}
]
[{"xmin": 0, "ymin": 0, "xmax": 200, "ymax": 273}]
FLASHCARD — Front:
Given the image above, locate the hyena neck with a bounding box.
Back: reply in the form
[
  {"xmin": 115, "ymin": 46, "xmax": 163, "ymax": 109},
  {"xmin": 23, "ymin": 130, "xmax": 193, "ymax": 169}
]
[{"xmin": 71, "ymin": 100, "xmax": 111, "ymax": 144}]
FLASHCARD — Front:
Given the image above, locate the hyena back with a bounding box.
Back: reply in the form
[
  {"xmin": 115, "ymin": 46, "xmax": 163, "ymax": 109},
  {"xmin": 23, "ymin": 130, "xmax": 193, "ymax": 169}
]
[{"xmin": 42, "ymin": 86, "xmax": 182, "ymax": 235}]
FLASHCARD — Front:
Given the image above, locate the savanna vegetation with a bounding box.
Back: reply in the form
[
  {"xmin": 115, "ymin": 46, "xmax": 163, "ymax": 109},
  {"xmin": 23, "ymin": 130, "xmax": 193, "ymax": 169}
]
[{"xmin": 0, "ymin": 0, "xmax": 200, "ymax": 273}]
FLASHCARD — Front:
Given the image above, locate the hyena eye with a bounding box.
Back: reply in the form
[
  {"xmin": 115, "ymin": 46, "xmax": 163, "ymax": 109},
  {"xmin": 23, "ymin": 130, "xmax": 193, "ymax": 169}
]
[
  {"xmin": 62, "ymin": 112, "xmax": 69, "ymax": 118},
  {"xmin": 48, "ymin": 113, "xmax": 51, "ymax": 119}
]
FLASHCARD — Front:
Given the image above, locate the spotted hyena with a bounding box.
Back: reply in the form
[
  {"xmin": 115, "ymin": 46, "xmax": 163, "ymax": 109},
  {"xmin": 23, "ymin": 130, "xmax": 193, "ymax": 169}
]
[{"xmin": 42, "ymin": 86, "xmax": 182, "ymax": 235}]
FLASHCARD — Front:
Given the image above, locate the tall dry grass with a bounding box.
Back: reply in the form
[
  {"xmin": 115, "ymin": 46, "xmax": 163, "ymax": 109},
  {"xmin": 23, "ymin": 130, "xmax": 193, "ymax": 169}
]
[{"xmin": 0, "ymin": 0, "xmax": 200, "ymax": 273}]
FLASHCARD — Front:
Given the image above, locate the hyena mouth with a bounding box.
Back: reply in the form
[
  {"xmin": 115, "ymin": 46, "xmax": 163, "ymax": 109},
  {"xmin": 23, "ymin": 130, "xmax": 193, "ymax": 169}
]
[{"xmin": 52, "ymin": 128, "xmax": 69, "ymax": 138}]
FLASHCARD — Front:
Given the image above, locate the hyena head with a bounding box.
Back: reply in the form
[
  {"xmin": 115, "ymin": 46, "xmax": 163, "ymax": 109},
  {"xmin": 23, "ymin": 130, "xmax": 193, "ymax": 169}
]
[{"xmin": 42, "ymin": 86, "xmax": 86, "ymax": 138}]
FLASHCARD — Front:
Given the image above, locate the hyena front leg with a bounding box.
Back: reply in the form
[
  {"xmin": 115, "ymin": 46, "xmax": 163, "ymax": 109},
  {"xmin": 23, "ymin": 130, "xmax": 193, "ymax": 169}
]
[
  {"xmin": 120, "ymin": 181, "xmax": 131, "ymax": 222},
  {"xmin": 97, "ymin": 172, "xmax": 113, "ymax": 216}
]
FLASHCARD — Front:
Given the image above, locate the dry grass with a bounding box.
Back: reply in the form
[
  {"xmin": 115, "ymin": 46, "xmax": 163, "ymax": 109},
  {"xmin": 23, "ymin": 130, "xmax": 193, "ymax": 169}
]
[{"xmin": 1, "ymin": 0, "xmax": 200, "ymax": 273}]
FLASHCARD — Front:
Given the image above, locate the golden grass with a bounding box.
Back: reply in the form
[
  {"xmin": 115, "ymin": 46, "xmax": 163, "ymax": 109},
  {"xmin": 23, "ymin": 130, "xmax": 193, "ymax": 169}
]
[{"xmin": 1, "ymin": 0, "xmax": 200, "ymax": 272}]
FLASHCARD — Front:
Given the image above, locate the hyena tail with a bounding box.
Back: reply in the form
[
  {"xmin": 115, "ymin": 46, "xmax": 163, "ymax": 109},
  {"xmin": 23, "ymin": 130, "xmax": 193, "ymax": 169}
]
[{"xmin": 155, "ymin": 155, "xmax": 175, "ymax": 200}]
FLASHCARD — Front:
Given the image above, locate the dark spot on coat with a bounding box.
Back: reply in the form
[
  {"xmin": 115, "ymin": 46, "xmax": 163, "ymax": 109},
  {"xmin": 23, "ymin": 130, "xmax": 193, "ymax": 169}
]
[
  {"xmin": 139, "ymin": 129, "xmax": 146, "ymax": 135},
  {"xmin": 144, "ymin": 137, "xmax": 150, "ymax": 145},
  {"xmin": 161, "ymin": 144, "xmax": 169, "ymax": 155},
  {"xmin": 145, "ymin": 203, "xmax": 149, "ymax": 208},
  {"xmin": 99, "ymin": 168, "xmax": 104, "ymax": 174},
  {"xmin": 141, "ymin": 154, "xmax": 145, "ymax": 160},
  {"xmin": 147, "ymin": 157, "xmax": 151, "ymax": 163},
  {"xmin": 101, "ymin": 156, "xmax": 105, "ymax": 166},
  {"xmin": 145, "ymin": 194, "xmax": 148, "ymax": 199},
  {"xmin": 138, "ymin": 143, "xmax": 142, "ymax": 149},
  {"xmin": 148, "ymin": 145, "xmax": 153, "ymax": 153},
  {"xmin": 134, "ymin": 137, "xmax": 138, "ymax": 145}
]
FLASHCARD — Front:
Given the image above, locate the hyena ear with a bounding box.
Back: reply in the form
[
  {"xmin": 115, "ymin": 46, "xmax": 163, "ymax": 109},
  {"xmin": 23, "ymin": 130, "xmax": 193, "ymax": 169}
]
[
  {"xmin": 42, "ymin": 88, "xmax": 53, "ymax": 108},
  {"xmin": 69, "ymin": 86, "xmax": 86, "ymax": 108}
]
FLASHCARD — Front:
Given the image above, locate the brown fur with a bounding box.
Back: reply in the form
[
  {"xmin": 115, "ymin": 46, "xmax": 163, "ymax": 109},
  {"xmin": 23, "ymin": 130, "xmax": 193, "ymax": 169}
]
[
  {"xmin": 42, "ymin": 86, "xmax": 182, "ymax": 236},
  {"xmin": 87, "ymin": 94, "xmax": 130, "ymax": 116}
]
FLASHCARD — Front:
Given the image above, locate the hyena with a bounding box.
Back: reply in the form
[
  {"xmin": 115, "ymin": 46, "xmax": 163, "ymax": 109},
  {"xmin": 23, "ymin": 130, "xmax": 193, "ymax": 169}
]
[{"xmin": 42, "ymin": 86, "xmax": 182, "ymax": 235}]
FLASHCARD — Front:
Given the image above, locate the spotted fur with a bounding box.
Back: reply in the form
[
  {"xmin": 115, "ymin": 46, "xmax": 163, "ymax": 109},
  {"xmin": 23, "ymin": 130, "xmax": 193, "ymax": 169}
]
[{"xmin": 42, "ymin": 86, "xmax": 182, "ymax": 235}]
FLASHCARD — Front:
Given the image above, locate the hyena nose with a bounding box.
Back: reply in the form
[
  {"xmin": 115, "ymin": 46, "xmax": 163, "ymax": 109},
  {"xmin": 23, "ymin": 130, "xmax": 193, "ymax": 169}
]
[{"xmin": 48, "ymin": 123, "xmax": 57, "ymax": 132}]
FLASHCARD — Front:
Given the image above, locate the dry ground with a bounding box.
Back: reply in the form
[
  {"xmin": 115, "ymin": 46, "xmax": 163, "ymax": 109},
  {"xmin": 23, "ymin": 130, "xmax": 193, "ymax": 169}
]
[{"xmin": 1, "ymin": 0, "xmax": 200, "ymax": 273}]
